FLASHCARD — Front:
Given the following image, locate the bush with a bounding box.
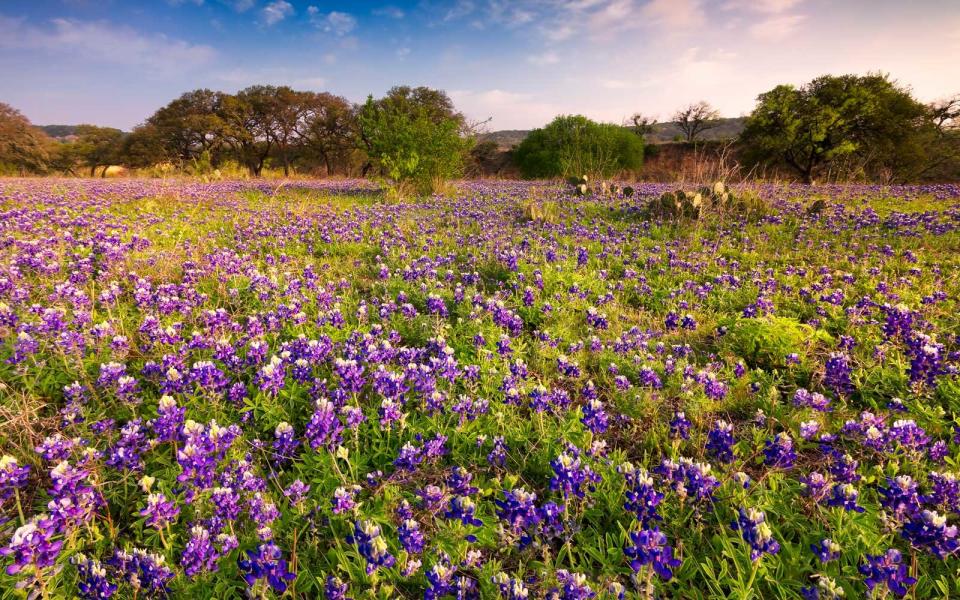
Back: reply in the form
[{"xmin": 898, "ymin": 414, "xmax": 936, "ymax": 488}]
[
  {"xmin": 514, "ymin": 115, "xmax": 643, "ymax": 180},
  {"xmin": 724, "ymin": 316, "xmax": 833, "ymax": 371},
  {"xmin": 359, "ymin": 94, "xmax": 473, "ymax": 198}
]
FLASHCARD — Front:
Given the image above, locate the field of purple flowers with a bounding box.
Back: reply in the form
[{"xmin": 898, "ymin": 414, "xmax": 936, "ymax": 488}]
[{"xmin": 1, "ymin": 178, "xmax": 960, "ymax": 599}]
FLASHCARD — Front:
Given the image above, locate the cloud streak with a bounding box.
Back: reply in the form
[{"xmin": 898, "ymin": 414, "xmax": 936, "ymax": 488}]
[{"xmin": 0, "ymin": 15, "xmax": 216, "ymax": 72}]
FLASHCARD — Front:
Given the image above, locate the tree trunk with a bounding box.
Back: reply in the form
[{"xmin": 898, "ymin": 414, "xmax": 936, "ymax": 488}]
[{"xmin": 90, "ymin": 165, "xmax": 97, "ymax": 177}]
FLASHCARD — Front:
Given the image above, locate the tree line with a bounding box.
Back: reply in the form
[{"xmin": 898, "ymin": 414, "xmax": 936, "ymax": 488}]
[{"xmin": 1, "ymin": 73, "xmax": 958, "ymax": 187}]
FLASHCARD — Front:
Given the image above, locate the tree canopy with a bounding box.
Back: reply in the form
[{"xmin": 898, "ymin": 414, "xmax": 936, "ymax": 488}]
[
  {"xmin": 358, "ymin": 87, "xmax": 473, "ymax": 197},
  {"xmin": 740, "ymin": 74, "xmax": 937, "ymax": 183},
  {"xmin": 0, "ymin": 103, "xmax": 51, "ymax": 175}
]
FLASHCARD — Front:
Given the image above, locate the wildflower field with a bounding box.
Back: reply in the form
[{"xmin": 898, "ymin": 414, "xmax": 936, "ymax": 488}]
[{"xmin": 2, "ymin": 178, "xmax": 960, "ymax": 599}]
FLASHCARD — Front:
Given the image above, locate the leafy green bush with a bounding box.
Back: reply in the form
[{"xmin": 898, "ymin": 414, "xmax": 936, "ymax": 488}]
[
  {"xmin": 513, "ymin": 115, "xmax": 643, "ymax": 180},
  {"xmin": 724, "ymin": 316, "xmax": 833, "ymax": 370},
  {"xmin": 358, "ymin": 94, "xmax": 473, "ymax": 198}
]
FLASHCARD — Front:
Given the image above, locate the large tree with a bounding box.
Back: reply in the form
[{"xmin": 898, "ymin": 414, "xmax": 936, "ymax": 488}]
[
  {"xmin": 740, "ymin": 74, "xmax": 932, "ymax": 183},
  {"xmin": 216, "ymin": 87, "xmax": 275, "ymax": 177},
  {"xmin": 0, "ymin": 102, "xmax": 50, "ymax": 174},
  {"xmin": 145, "ymin": 89, "xmax": 225, "ymax": 165},
  {"xmin": 71, "ymin": 125, "xmax": 125, "ymax": 176},
  {"xmin": 298, "ymin": 92, "xmax": 356, "ymax": 175}
]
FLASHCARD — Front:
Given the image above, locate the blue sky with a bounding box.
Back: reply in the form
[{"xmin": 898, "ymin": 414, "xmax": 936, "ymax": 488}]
[{"xmin": 1, "ymin": 0, "xmax": 958, "ymax": 130}]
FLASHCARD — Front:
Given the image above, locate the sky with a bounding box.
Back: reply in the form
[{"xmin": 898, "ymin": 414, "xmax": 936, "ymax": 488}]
[{"xmin": 1, "ymin": 0, "xmax": 958, "ymax": 131}]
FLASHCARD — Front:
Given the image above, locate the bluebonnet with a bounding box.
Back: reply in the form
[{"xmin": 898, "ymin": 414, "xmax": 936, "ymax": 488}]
[
  {"xmin": 731, "ymin": 507, "xmax": 780, "ymax": 560},
  {"xmin": 859, "ymin": 549, "xmax": 916, "ymax": 598},
  {"xmin": 623, "ymin": 526, "xmax": 681, "ymax": 580}
]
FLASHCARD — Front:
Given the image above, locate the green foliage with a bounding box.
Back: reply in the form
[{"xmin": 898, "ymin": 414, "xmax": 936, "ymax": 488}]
[
  {"xmin": 358, "ymin": 91, "xmax": 473, "ymax": 197},
  {"xmin": 740, "ymin": 73, "xmax": 932, "ymax": 183},
  {"xmin": 513, "ymin": 115, "xmax": 643, "ymax": 180},
  {"xmin": 724, "ymin": 316, "xmax": 833, "ymax": 371},
  {"xmin": 0, "ymin": 102, "xmax": 51, "ymax": 174}
]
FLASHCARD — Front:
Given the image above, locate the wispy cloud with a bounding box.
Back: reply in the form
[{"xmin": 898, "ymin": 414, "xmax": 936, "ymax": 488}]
[
  {"xmin": 308, "ymin": 8, "xmax": 357, "ymax": 36},
  {"xmin": 260, "ymin": 1, "xmax": 293, "ymax": 26},
  {"xmin": 724, "ymin": 0, "xmax": 803, "ymax": 14},
  {"xmin": 749, "ymin": 14, "xmax": 806, "ymax": 40},
  {"xmin": 527, "ymin": 50, "xmax": 559, "ymax": 66},
  {"xmin": 640, "ymin": 0, "xmax": 704, "ymax": 28},
  {"xmin": 373, "ymin": 6, "xmax": 405, "ymax": 19},
  {"xmin": 0, "ymin": 15, "xmax": 216, "ymax": 72}
]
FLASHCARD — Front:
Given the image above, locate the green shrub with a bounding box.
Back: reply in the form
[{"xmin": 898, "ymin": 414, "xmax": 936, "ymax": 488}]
[
  {"xmin": 358, "ymin": 95, "xmax": 473, "ymax": 198},
  {"xmin": 514, "ymin": 115, "xmax": 643, "ymax": 180},
  {"xmin": 724, "ymin": 316, "xmax": 833, "ymax": 370}
]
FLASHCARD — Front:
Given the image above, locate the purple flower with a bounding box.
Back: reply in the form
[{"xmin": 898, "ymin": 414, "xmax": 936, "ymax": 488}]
[
  {"xmin": 878, "ymin": 475, "xmax": 922, "ymax": 520},
  {"xmin": 0, "ymin": 455, "xmax": 30, "ymax": 501},
  {"xmin": 272, "ymin": 422, "xmax": 300, "ymax": 463},
  {"xmin": 72, "ymin": 553, "xmax": 117, "ymax": 599},
  {"xmin": 238, "ymin": 542, "xmax": 296, "ymax": 594},
  {"xmin": 495, "ymin": 488, "xmax": 542, "ymax": 549},
  {"xmin": 669, "ymin": 411, "xmax": 690, "ymax": 440},
  {"xmin": 620, "ymin": 463, "xmax": 663, "ymax": 525},
  {"xmin": 150, "ymin": 395, "xmax": 184, "ymax": 443},
  {"xmin": 763, "ymin": 433, "xmax": 796, "ymax": 469},
  {"xmin": 825, "ymin": 483, "xmax": 865, "ymax": 513},
  {"xmin": 824, "ymin": 352, "xmax": 853, "ymax": 396},
  {"xmin": 445, "ymin": 496, "xmax": 483, "ymax": 527},
  {"xmin": 623, "ymin": 526, "xmax": 681, "ymax": 580},
  {"xmin": 139, "ymin": 493, "xmax": 180, "ymax": 530},
  {"xmin": 553, "ymin": 569, "xmax": 596, "ymax": 600},
  {"xmin": 859, "ymin": 549, "xmax": 916, "ymax": 598},
  {"xmin": 331, "ymin": 486, "xmax": 360, "ymax": 515},
  {"xmin": 731, "ymin": 507, "xmax": 780, "ymax": 561},
  {"xmin": 550, "ymin": 448, "xmax": 599, "ymax": 499},
  {"xmin": 901, "ymin": 510, "xmax": 959, "ymax": 559},
  {"xmin": 1, "ymin": 516, "xmax": 63, "ymax": 576},
  {"xmin": 707, "ymin": 420, "xmax": 736, "ymax": 463},
  {"xmin": 181, "ymin": 525, "xmax": 219, "ymax": 577},
  {"xmin": 492, "ymin": 572, "xmax": 530, "ymax": 599},
  {"xmin": 487, "ymin": 436, "xmax": 509, "ymax": 468},
  {"xmin": 887, "ymin": 419, "xmax": 930, "ymax": 452},
  {"xmin": 109, "ymin": 547, "xmax": 175, "ymax": 597},
  {"xmin": 349, "ymin": 520, "xmax": 395, "ymax": 574},
  {"xmin": 324, "ymin": 575, "xmax": 352, "ymax": 600},
  {"xmin": 581, "ymin": 399, "xmax": 609, "ymax": 434},
  {"xmin": 398, "ymin": 518, "xmax": 425, "ymax": 554},
  {"xmin": 811, "ymin": 538, "xmax": 841, "ymax": 563},
  {"xmin": 283, "ymin": 480, "xmax": 310, "ymax": 507},
  {"xmin": 306, "ymin": 399, "xmax": 344, "ymax": 452},
  {"xmin": 906, "ymin": 332, "xmax": 945, "ymax": 386}
]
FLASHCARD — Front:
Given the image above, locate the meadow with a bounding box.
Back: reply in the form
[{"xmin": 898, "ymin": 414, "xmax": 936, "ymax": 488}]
[{"xmin": 1, "ymin": 178, "xmax": 959, "ymax": 599}]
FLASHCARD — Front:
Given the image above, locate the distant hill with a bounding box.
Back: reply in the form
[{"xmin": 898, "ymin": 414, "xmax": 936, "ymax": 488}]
[
  {"xmin": 38, "ymin": 125, "xmax": 81, "ymax": 139},
  {"xmin": 479, "ymin": 117, "xmax": 747, "ymax": 149}
]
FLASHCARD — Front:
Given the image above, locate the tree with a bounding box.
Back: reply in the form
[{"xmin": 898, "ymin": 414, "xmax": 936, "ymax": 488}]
[
  {"xmin": 71, "ymin": 125, "xmax": 125, "ymax": 176},
  {"xmin": 119, "ymin": 124, "xmax": 168, "ymax": 169},
  {"xmin": 627, "ymin": 113, "xmax": 657, "ymax": 137},
  {"xmin": 0, "ymin": 102, "xmax": 50, "ymax": 174},
  {"xmin": 672, "ymin": 101, "xmax": 720, "ymax": 143},
  {"xmin": 358, "ymin": 87, "xmax": 473, "ymax": 197},
  {"xmin": 256, "ymin": 86, "xmax": 312, "ymax": 176},
  {"xmin": 513, "ymin": 115, "xmax": 644, "ymax": 180},
  {"xmin": 298, "ymin": 92, "xmax": 356, "ymax": 175},
  {"xmin": 145, "ymin": 89, "xmax": 225, "ymax": 165},
  {"xmin": 740, "ymin": 74, "xmax": 931, "ymax": 183},
  {"xmin": 215, "ymin": 87, "xmax": 277, "ymax": 177},
  {"xmin": 930, "ymin": 95, "xmax": 960, "ymax": 135}
]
